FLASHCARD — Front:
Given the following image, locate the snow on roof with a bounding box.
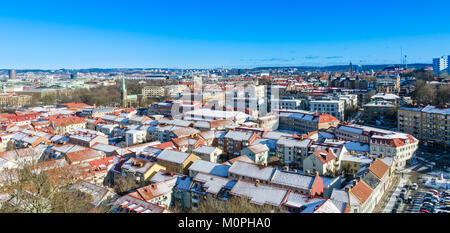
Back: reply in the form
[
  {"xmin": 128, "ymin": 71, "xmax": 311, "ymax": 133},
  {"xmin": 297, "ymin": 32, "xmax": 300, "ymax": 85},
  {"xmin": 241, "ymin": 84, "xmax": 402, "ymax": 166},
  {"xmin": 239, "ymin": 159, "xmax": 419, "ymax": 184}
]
[
  {"xmin": 184, "ymin": 109, "xmax": 250, "ymax": 120},
  {"xmin": 330, "ymin": 188, "xmax": 358, "ymax": 205},
  {"xmin": 157, "ymin": 149, "xmax": 191, "ymax": 164},
  {"xmin": 371, "ymin": 93, "xmax": 400, "ymax": 100},
  {"xmin": 246, "ymin": 143, "xmax": 269, "ymax": 154},
  {"xmin": 193, "ymin": 121, "xmax": 211, "ymax": 129},
  {"xmin": 193, "ymin": 145, "xmax": 218, "ymax": 155},
  {"xmin": 284, "ymin": 191, "xmax": 324, "ymax": 209},
  {"xmin": 277, "ymin": 137, "xmax": 311, "ymax": 148},
  {"xmin": 228, "ymin": 161, "xmax": 275, "ymax": 181},
  {"xmin": 313, "ymin": 199, "xmax": 342, "ymax": 213},
  {"xmin": 188, "ymin": 160, "xmax": 230, "ymax": 177},
  {"xmin": 340, "ymin": 153, "xmax": 372, "ymax": 163},
  {"xmin": 101, "ymin": 115, "xmax": 118, "ymax": 121},
  {"xmin": 224, "ymin": 130, "xmax": 254, "ymax": 141},
  {"xmin": 270, "ymin": 170, "xmax": 315, "ymax": 190},
  {"xmin": 262, "ymin": 131, "xmax": 294, "ymax": 140},
  {"xmin": 92, "ymin": 143, "xmax": 120, "ymax": 153},
  {"xmin": 121, "ymin": 157, "xmax": 157, "ymax": 174},
  {"xmin": 407, "ymin": 105, "xmax": 450, "ymax": 115},
  {"xmin": 194, "ymin": 173, "xmax": 235, "ymax": 195},
  {"xmin": 230, "ymin": 180, "xmax": 288, "ymax": 206},
  {"xmin": 51, "ymin": 144, "xmax": 87, "ymax": 154},
  {"xmin": 149, "ymin": 170, "xmax": 181, "ymax": 184}
]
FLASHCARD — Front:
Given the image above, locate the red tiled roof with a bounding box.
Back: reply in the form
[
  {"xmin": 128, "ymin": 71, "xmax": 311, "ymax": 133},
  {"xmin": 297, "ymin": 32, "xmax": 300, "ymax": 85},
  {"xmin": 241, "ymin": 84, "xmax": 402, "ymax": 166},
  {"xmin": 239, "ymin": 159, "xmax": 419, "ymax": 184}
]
[
  {"xmin": 350, "ymin": 180, "xmax": 373, "ymax": 204},
  {"xmin": 317, "ymin": 114, "xmax": 339, "ymax": 124},
  {"xmin": 66, "ymin": 148, "xmax": 103, "ymax": 163},
  {"xmin": 52, "ymin": 117, "xmax": 86, "ymax": 127},
  {"xmin": 368, "ymin": 159, "xmax": 390, "ymax": 179},
  {"xmin": 313, "ymin": 149, "xmax": 336, "ymax": 164}
]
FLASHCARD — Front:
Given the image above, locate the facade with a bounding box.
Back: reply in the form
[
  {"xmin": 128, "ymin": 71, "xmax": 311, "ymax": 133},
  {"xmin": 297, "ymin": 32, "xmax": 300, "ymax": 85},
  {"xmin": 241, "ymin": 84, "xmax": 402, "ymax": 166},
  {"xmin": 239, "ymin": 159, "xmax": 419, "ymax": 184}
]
[
  {"xmin": 52, "ymin": 117, "xmax": 87, "ymax": 135},
  {"xmin": 276, "ymin": 137, "xmax": 313, "ymax": 169},
  {"xmin": 0, "ymin": 93, "xmax": 32, "ymax": 106},
  {"xmin": 303, "ymin": 148, "xmax": 339, "ymax": 176},
  {"xmin": 278, "ymin": 99, "xmax": 303, "ymax": 110},
  {"xmin": 125, "ymin": 129, "xmax": 147, "ymax": 146},
  {"xmin": 192, "ymin": 145, "xmax": 223, "ymax": 163},
  {"xmin": 120, "ymin": 157, "xmax": 166, "ymax": 184},
  {"xmin": 310, "ymin": 100, "xmax": 345, "ymax": 120},
  {"xmin": 220, "ymin": 130, "xmax": 260, "ymax": 159},
  {"xmin": 432, "ymin": 56, "xmax": 449, "ymax": 75},
  {"xmin": 156, "ymin": 149, "xmax": 201, "ymax": 175},
  {"xmin": 375, "ymin": 74, "xmax": 400, "ymax": 94},
  {"xmin": 278, "ymin": 109, "xmax": 340, "ymax": 135},
  {"xmin": 398, "ymin": 105, "xmax": 450, "ymax": 148},
  {"xmin": 142, "ymin": 86, "xmax": 166, "ymax": 97},
  {"xmin": 240, "ymin": 143, "xmax": 269, "ymax": 165}
]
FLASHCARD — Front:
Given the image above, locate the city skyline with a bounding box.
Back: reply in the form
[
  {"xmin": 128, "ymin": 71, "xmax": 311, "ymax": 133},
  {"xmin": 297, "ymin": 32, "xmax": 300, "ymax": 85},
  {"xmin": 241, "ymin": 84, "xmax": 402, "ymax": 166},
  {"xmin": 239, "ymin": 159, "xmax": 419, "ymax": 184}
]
[{"xmin": 1, "ymin": 0, "xmax": 450, "ymax": 69}]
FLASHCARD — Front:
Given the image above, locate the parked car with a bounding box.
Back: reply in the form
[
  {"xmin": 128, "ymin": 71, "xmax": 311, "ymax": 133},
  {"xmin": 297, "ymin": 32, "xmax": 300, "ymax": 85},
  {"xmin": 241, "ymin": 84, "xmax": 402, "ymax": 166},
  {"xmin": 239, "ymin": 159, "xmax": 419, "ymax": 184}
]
[
  {"xmin": 406, "ymin": 196, "xmax": 413, "ymax": 204},
  {"xmin": 411, "ymin": 183, "xmax": 418, "ymax": 190},
  {"xmin": 421, "ymin": 209, "xmax": 430, "ymax": 213},
  {"xmin": 425, "ymin": 193, "xmax": 439, "ymax": 200},
  {"xmin": 428, "ymin": 189, "xmax": 439, "ymax": 195}
]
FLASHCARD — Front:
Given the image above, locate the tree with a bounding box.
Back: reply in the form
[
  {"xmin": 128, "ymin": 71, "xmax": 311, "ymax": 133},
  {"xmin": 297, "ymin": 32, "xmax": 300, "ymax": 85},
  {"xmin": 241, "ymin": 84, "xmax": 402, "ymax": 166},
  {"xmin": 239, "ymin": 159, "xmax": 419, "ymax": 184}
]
[
  {"xmin": 436, "ymin": 85, "xmax": 450, "ymax": 105},
  {"xmin": 112, "ymin": 175, "xmax": 138, "ymax": 195},
  {"xmin": 401, "ymin": 69, "xmax": 436, "ymax": 81},
  {"xmin": 363, "ymin": 90, "xmax": 376, "ymax": 104},
  {"xmin": 411, "ymin": 80, "xmax": 436, "ymax": 105},
  {"xmin": 186, "ymin": 196, "xmax": 285, "ymax": 213},
  {"xmin": 0, "ymin": 164, "xmax": 96, "ymax": 213}
]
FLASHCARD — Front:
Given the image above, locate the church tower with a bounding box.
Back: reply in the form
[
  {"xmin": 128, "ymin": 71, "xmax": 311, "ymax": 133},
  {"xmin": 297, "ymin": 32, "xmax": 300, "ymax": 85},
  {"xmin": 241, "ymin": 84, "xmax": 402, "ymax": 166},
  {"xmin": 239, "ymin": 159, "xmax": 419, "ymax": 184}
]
[{"xmin": 120, "ymin": 76, "xmax": 127, "ymax": 107}]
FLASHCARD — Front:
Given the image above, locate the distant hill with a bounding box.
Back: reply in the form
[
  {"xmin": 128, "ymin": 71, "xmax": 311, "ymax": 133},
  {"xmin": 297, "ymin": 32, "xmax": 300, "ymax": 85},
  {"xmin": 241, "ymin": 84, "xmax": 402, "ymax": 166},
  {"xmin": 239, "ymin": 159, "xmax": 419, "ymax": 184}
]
[
  {"xmin": 0, "ymin": 63, "xmax": 432, "ymax": 73},
  {"xmin": 254, "ymin": 63, "xmax": 432, "ymax": 72}
]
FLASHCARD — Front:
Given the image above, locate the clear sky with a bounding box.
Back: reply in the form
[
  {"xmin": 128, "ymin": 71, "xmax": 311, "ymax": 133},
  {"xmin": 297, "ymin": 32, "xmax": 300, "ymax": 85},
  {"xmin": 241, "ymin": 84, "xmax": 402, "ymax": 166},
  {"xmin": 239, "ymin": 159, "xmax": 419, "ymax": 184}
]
[{"xmin": 1, "ymin": 0, "xmax": 450, "ymax": 69}]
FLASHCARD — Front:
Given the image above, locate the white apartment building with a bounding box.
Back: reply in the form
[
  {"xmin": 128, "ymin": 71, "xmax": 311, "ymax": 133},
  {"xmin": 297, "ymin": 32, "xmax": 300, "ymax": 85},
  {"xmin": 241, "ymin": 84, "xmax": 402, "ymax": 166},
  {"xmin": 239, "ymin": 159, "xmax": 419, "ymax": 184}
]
[
  {"xmin": 310, "ymin": 100, "xmax": 345, "ymax": 120},
  {"xmin": 125, "ymin": 129, "xmax": 147, "ymax": 146},
  {"xmin": 370, "ymin": 134, "xmax": 419, "ymax": 169},
  {"xmin": 433, "ymin": 56, "xmax": 449, "ymax": 75},
  {"xmin": 142, "ymin": 86, "xmax": 166, "ymax": 97},
  {"xmin": 279, "ymin": 99, "xmax": 303, "ymax": 110}
]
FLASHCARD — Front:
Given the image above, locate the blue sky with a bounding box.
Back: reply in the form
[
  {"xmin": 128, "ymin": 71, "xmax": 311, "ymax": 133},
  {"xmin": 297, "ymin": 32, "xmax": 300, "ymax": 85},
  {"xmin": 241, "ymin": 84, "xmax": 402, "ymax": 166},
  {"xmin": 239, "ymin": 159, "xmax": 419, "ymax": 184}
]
[{"xmin": 1, "ymin": 0, "xmax": 450, "ymax": 69}]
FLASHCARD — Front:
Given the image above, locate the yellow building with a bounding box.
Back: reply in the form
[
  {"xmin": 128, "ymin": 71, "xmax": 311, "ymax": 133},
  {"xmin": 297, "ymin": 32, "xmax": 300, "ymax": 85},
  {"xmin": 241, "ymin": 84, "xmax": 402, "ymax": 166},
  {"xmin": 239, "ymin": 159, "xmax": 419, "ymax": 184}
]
[
  {"xmin": 120, "ymin": 157, "xmax": 166, "ymax": 184},
  {"xmin": 0, "ymin": 93, "xmax": 32, "ymax": 106},
  {"xmin": 156, "ymin": 149, "xmax": 201, "ymax": 175}
]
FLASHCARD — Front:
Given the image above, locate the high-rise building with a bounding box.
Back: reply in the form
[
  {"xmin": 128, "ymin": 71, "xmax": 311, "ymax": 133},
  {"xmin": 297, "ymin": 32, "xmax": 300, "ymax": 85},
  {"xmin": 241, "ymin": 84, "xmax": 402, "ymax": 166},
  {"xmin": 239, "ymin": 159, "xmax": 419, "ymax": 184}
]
[
  {"xmin": 348, "ymin": 62, "xmax": 353, "ymax": 73},
  {"xmin": 9, "ymin": 69, "xmax": 16, "ymax": 79},
  {"xmin": 70, "ymin": 72, "xmax": 77, "ymax": 79},
  {"xmin": 432, "ymin": 56, "xmax": 448, "ymax": 75}
]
